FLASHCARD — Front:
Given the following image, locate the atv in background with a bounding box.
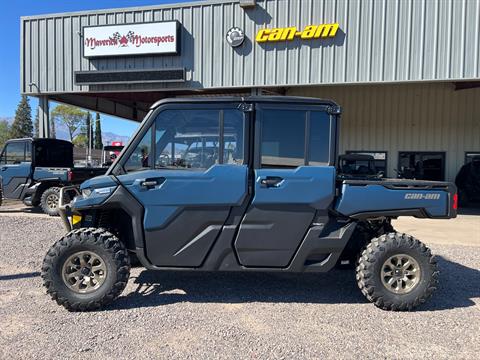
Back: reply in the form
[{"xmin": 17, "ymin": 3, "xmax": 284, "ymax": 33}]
[
  {"xmin": 455, "ymin": 156, "xmax": 480, "ymax": 207},
  {"xmin": 0, "ymin": 138, "xmax": 106, "ymax": 215},
  {"xmin": 337, "ymin": 154, "xmax": 384, "ymax": 181}
]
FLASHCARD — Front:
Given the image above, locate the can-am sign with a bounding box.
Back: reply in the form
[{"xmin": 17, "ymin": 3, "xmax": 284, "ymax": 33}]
[{"xmin": 83, "ymin": 21, "xmax": 179, "ymax": 58}]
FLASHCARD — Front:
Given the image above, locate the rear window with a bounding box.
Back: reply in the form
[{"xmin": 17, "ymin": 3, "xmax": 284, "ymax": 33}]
[
  {"xmin": 261, "ymin": 109, "xmax": 305, "ymax": 168},
  {"xmin": 260, "ymin": 108, "xmax": 332, "ymax": 168},
  {"xmin": 34, "ymin": 140, "xmax": 73, "ymax": 167}
]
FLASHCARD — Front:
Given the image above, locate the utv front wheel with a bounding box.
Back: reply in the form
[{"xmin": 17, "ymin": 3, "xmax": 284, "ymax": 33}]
[
  {"xmin": 356, "ymin": 232, "xmax": 438, "ymax": 311},
  {"xmin": 41, "ymin": 228, "xmax": 131, "ymax": 311}
]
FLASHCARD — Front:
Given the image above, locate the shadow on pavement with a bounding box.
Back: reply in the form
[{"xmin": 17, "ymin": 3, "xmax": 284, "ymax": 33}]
[
  {"xmin": 457, "ymin": 207, "xmax": 480, "ymax": 215},
  {"xmin": 0, "ymin": 271, "xmax": 41, "ymax": 281},
  {"xmin": 0, "ymin": 204, "xmax": 45, "ymax": 215},
  {"xmin": 111, "ymin": 256, "xmax": 479, "ymax": 312},
  {"xmin": 419, "ymin": 255, "xmax": 480, "ymax": 311}
]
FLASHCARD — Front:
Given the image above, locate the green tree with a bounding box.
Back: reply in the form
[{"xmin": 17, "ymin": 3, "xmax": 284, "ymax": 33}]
[
  {"xmin": 0, "ymin": 120, "xmax": 10, "ymax": 148},
  {"xmin": 51, "ymin": 104, "xmax": 87, "ymax": 142},
  {"xmin": 85, "ymin": 112, "xmax": 93, "ymax": 149},
  {"xmin": 72, "ymin": 133, "xmax": 87, "ymax": 148},
  {"xmin": 50, "ymin": 116, "xmax": 56, "ymax": 139},
  {"xmin": 34, "ymin": 108, "xmax": 39, "ymax": 137},
  {"xmin": 94, "ymin": 112, "xmax": 103, "ymax": 149},
  {"xmin": 10, "ymin": 95, "xmax": 33, "ymax": 139}
]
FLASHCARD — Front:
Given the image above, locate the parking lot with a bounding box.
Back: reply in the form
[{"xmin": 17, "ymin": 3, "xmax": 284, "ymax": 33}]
[{"xmin": 0, "ymin": 202, "xmax": 479, "ymax": 359}]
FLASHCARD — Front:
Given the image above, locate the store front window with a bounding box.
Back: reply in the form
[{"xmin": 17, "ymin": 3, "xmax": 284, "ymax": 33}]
[{"xmin": 398, "ymin": 152, "xmax": 445, "ymax": 181}]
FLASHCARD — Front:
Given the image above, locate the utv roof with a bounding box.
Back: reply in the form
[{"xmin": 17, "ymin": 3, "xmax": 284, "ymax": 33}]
[
  {"xmin": 150, "ymin": 96, "xmax": 339, "ymax": 110},
  {"xmin": 7, "ymin": 138, "xmax": 72, "ymax": 146},
  {"xmin": 339, "ymin": 154, "xmax": 375, "ymax": 161}
]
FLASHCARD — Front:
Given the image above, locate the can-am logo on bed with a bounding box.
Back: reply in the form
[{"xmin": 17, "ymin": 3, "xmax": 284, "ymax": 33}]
[{"xmin": 83, "ymin": 21, "xmax": 179, "ymax": 57}]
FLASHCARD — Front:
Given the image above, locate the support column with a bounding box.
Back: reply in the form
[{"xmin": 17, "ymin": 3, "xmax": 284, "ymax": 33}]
[{"xmin": 38, "ymin": 96, "xmax": 50, "ymax": 138}]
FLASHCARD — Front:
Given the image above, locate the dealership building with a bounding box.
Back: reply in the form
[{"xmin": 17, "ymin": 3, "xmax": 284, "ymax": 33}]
[{"xmin": 21, "ymin": 0, "xmax": 480, "ymax": 181}]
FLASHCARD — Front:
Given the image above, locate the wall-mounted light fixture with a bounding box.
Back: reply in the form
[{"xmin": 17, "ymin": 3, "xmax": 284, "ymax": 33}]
[{"xmin": 239, "ymin": 0, "xmax": 256, "ymax": 8}]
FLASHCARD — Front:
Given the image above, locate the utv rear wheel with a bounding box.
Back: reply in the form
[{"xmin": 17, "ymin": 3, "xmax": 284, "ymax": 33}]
[
  {"xmin": 41, "ymin": 228, "xmax": 131, "ymax": 311},
  {"xmin": 356, "ymin": 232, "xmax": 438, "ymax": 311},
  {"xmin": 40, "ymin": 187, "xmax": 61, "ymax": 216}
]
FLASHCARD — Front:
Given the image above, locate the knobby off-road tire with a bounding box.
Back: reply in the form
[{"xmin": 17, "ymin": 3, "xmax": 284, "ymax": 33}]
[
  {"xmin": 356, "ymin": 232, "xmax": 438, "ymax": 311},
  {"xmin": 40, "ymin": 187, "xmax": 61, "ymax": 216},
  {"xmin": 41, "ymin": 228, "xmax": 131, "ymax": 311}
]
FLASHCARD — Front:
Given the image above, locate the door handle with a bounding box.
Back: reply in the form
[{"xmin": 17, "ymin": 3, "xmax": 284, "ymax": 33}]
[
  {"xmin": 0, "ymin": 167, "xmax": 6, "ymax": 171},
  {"xmin": 141, "ymin": 180, "xmax": 158, "ymax": 188},
  {"xmin": 138, "ymin": 177, "xmax": 165, "ymax": 189},
  {"xmin": 260, "ymin": 176, "xmax": 283, "ymax": 188}
]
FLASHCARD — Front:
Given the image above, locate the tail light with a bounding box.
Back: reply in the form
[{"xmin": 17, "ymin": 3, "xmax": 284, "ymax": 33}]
[
  {"xmin": 67, "ymin": 170, "xmax": 73, "ymax": 182},
  {"xmin": 453, "ymin": 193, "xmax": 458, "ymax": 210}
]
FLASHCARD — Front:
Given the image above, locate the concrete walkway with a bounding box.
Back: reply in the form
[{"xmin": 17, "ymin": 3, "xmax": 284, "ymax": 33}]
[{"xmin": 394, "ymin": 209, "xmax": 480, "ymax": 247}]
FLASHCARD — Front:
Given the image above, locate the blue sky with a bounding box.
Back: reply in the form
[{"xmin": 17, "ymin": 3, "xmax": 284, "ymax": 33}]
[{"xmin": 0, "ymin": 0, "xmax": 189, "ymax": 137}]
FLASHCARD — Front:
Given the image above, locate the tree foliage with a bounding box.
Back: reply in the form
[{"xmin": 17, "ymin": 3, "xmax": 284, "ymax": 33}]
[
  {"xmin": 75, "ymin": 112, "xmax": 93, "ymax": 149},
  {"xmin": 34, "ymin": 108, "xmax": 39, "ymax": 138},
  {"xmin": 50, "ymin": 116, "xmax": 56, "ymax": 139},
  {"xmin": 10, "ymin": 95, "xmax": 33, "ymax": 139},
  {"xmin": 94, "ymin": 112, "xmax": 103, "ymax": 150},
  {"xmin": 72, "ymin": 133, "xmax": 87, "ymax": 148},
  {"xmin": 51, "ymin": 104, "xmax": 88, "ymax": 142},
  {"xmin": 0, "ymin": 120, "xmax": 10, "ymax": 149}
]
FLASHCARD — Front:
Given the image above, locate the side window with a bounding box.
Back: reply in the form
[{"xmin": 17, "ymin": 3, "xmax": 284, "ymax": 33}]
[
  {"xmin": 25, "ymin": 142, "xmax": 32, "ymax": 162},
  {"xmin": 309, "ymin": 111, "xmax": 331, "ymax": 165},
  {"xmin": 124, "ymin": 128, "xmax": 152, "ymax": 172},
  {"xmin": 223, "ymin": 110, "xmax": 244, "ymax": 165},
  {"xmin": 3, "ymin": 142, "xmax": 26, "ymax": 164},
  {"xmin": 0, "ymin": 146, "xmax": 5, "ymax": 164},
  {"xmin": 155, "ymin": 109, "xmax": 220, "ymax": 169},
  {"xmin": 261, "ymin": 109, "xmax": 305, "ymax": 168},
  {"xmin": 153, "ymin": 109, "xmax": 245, "ymax": 170}
]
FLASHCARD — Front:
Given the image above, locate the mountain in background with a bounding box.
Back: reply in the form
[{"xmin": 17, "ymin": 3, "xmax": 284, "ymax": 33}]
[
  {"xmin": 55, "ymin": 125, "xmax": 131, "ymax": 145},
  {"xmin": 0, "ymin": 117, "xmax": 14, "ymax": 125},
  {"xmin": 0, "ymin": 116, "xmax": 131, "ymax": 146},
  {"xmin": 101, "ymin": 132, "xmax": 131, "ymax": 146}
]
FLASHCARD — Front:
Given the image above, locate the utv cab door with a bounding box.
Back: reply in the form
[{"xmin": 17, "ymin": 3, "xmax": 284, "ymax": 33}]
[
  {"xmin": 233, "ymin": 105, "xmax": 336, "ymax": 268},
  {"xmin": 0, "ymin": 140, "xmax": 32, "ymax": 200},
  {"xmin": 116, "ymin": 104, "xmax": 249, "ymax": 267}
]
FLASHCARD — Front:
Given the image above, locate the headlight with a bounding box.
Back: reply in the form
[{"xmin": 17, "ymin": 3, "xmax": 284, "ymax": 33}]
[
  {"xmin": 82, "ymin": 188, "xmax": 92, "ymax": 197},
  {"xmin": 81, "ymin": 186, "xmax": 116, "ymax": 198}
]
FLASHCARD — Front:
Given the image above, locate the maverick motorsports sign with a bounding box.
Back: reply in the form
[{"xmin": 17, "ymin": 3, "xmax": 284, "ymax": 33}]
[
  {"xmin": 83, "ymin": 21, "xmax": 180, "ymax": 58},
  {"xmin": 256, "ymin": 23, "xmax": 339, "ymax": 43}
]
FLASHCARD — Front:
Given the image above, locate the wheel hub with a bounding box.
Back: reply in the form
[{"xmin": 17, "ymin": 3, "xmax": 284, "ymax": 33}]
[
  {"xmin": 47, "ymin": 194, "xmax": 58, "ymax": 209},
  {"xmin": 62, "ymin": 251, "xmax": 107, "ymax": 294},
  {"xmin": 380, "ymin": 254, "xmax": 421, "ymax": 294}
]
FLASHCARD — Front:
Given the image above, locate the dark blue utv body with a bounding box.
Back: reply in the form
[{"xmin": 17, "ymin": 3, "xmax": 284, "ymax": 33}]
[
  {"xmin": 0, "ymin": 138, "xmax": 105, "ymax": 214},
  {"xmin": 58, "ymin": 96, "xmax": 456, "ymax": 273}
]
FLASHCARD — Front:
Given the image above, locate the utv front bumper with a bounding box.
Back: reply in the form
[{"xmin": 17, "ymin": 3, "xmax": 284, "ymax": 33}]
[{"xmin": 58, "ymin": 185, "xmax": 80, "ymax": 232}]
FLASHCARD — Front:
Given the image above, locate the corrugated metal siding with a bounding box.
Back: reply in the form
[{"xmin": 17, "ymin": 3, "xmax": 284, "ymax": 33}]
[
  {"xmin": 288, "ymin": 83, "xmax": 480, "ymax": 182},
  {"xmin": 21, "ymin": 0, "xmax": 480, "ymax": 95}
]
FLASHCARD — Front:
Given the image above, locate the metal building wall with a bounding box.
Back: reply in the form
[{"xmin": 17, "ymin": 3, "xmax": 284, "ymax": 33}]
[
  {"xmin": 21, "ymin": 0, "xmax": 480, "ymax": 95},
  {"xmin": 288, "ymin": 83, "xmax": 480, "ymax": 182}
]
